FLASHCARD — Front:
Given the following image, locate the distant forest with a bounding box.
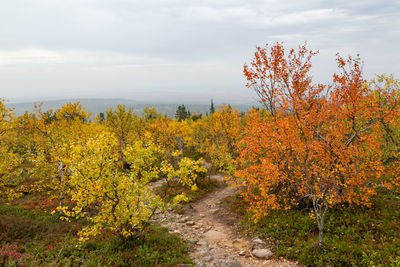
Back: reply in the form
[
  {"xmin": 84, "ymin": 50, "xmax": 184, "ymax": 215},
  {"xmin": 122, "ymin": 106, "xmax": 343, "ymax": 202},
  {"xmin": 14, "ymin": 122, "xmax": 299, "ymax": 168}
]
[{"xmin": 6, "ymin": 98, "xmax": 257, "ymax": 117}]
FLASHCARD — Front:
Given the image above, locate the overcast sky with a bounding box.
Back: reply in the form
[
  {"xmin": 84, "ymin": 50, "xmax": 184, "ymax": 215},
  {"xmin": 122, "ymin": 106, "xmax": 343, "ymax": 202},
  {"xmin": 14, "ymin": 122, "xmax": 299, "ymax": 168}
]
[{"xmin": 0, "ymin": 0, "xmax": 399, "ymax": 103}]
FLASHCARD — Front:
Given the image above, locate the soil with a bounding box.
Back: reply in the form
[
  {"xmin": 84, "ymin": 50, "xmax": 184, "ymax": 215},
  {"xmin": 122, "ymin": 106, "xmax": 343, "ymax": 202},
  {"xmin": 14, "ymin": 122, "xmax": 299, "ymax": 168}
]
[{"xmin": 152, "ymin": 174, "xmax": 300, "ymax": 267}]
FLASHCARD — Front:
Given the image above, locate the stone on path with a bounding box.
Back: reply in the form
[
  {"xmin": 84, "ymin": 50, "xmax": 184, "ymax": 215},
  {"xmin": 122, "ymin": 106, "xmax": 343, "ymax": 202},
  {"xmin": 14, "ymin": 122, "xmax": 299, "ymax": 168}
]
[
  {"xmin": 250, "ymin": 237, "xmax": 266, "ymax": 249},
  {"xmin": 178, "ymin": 216, "xmax": 189, "ymax": 223},
  {"xmin": 251, "ymin": 248, "xmax": 273, "ymax": 259},
  {"xmin": 209, "ymin": 248, "xmax": 218, "ymax": 255},
  {"xmin": 198, "ymin": 248, "xmax": 209, "ymax": 257},
  {"xmin": 213, "ymin": 257, "xmax": 243, "ymax": 267},
  {"xmin": 186, "ymin": 220, "xmax": 196, "ymax": 226},
  {"xmin": 232, "ymin": 238, "xmax": 249, "ymax": 250},
  {"xmin": 203, "ymin": 229, "xmax": 227, "ymax": 243},
  {"xmin": 187, "ymin": 238, "xmax": 198, "ymax": 244},
  {"xmin": 193, "ymin": 259, "xmax": 206, "ymax": 267},
  {"xmin": 203, "ymin": 255, "xmax": 214, "ymax": 262}
]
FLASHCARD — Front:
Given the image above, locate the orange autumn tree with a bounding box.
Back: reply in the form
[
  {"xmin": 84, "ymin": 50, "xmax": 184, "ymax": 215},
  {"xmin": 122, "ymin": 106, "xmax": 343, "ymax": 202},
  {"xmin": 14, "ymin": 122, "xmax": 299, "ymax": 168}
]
[{"xmin": 236, "ymin": 42, "xmax": 399, "ymax": 246}]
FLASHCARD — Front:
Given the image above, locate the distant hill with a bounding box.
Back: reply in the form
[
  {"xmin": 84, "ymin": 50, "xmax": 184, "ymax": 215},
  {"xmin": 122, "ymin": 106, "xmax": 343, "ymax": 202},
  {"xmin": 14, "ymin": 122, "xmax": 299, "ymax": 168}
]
[{"xmin": 6, "ymin": 98, "xmax": 258, "ymax": 117}]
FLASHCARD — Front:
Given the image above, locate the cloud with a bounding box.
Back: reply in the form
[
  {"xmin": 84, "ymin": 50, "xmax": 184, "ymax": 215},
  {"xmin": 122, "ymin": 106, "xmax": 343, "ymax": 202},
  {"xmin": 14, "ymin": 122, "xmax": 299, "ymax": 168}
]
[
  {"xmin": 0, "ymin": 49, "xmax": 171, "ymax": 67},
  {"xmin": 0, "ymin": 0, "xmax": 399, "ymax": 101}
]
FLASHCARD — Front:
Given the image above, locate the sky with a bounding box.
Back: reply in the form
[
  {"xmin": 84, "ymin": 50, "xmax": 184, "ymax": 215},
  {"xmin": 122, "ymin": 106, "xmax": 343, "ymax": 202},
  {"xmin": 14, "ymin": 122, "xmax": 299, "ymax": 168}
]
[{"xmin": 0, "ymin": 0, "xmax": 399, "ymax": 103}]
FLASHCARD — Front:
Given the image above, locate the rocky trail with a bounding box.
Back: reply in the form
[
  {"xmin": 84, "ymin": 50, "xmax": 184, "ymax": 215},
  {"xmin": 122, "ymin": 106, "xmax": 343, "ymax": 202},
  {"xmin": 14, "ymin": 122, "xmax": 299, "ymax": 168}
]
[{"xmin": 152, "ymin": 174, "xmax": 299, "ymax": 267}]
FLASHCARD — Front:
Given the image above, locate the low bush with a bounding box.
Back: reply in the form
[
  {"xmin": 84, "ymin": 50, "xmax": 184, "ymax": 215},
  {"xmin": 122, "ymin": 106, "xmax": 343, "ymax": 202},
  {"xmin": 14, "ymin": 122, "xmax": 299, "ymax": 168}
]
[
  {"xmin": 231, "ymin": 189, "xmax": 400, "ymax": 266},
  {"xmin": 28, "ymin": 226, "xmax": 192, "ymax": 266},
  {"xmin": 0, "ymin": 205, "xmax": 192, "ymax": 266}
]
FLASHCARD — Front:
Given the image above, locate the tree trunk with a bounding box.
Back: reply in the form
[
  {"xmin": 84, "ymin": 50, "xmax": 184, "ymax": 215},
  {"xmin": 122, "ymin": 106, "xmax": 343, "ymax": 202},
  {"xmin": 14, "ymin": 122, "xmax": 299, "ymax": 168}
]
[
  {"xmin": 208, "ymin": 154, "xmax": 216, "ymax": 183},
  {"xmin": 312, "ymin": 197, "xmax": 328, "ymax": 247},
  {"xmin": 58, "ymin": 161, "xmax": 64, "ymax": 209},
  {"xmin": 318, "ymin": 223, "xmax": 324, "ymax": 247},
  {"xmin": 177, "ymin": 137, "xmax": 183, "ymax": 159},
  {"xmin": 208, "ymin": 140, "xmax": 220, "ymax": 183}
]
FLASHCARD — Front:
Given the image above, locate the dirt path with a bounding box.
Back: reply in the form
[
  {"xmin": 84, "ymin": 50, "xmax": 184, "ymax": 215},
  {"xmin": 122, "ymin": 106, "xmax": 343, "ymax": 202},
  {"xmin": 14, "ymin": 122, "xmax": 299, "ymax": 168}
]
[{"xmin": 153, "ymin": 174, "xmax": 300, "ymax": 267}]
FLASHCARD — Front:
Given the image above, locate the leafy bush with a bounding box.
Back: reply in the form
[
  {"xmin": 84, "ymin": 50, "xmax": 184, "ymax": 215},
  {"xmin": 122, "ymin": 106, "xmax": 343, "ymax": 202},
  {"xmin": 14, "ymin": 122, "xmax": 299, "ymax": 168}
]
[{"xmin": 157, "ymin": 176, "xmax": 222, "ymax": 204}]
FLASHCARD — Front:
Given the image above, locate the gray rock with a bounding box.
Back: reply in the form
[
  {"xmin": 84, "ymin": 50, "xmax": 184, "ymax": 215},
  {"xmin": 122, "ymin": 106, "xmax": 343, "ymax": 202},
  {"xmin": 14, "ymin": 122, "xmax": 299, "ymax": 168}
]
[
  {"xmin": 209, "ymin": 248, "xmax": 217, "ymax": 255},
  {"xmin": 186, "ymin": 220, "xmax": 196, "ymax": 226},
  {"xmin": 203, "ymin": 255, "xmax": 214, "ymax": 262},
  {"xmin": 198, "ymin": 248, "xmax": 209, "ymax": 256},
  {"xmin": 194, "ymin": 259, "xmax": 206, "ymax": 267},
  {"xmin": 213, "ymin": 257, "xmax": 243, "ymax": 267},
  {"xmin": 178, "ymin": 216, "xmax": 189, "ymax": 223},
  {"xmin": 250, "ymin": 237, "xmax": 266, "ymax": 249},
  {"xmin": 252, "ymin": 248, "xmax": 273, "ymax": 259},
  {"xmin": 187, "ymin": 238, "xmax": 198, "ymax": 244}
]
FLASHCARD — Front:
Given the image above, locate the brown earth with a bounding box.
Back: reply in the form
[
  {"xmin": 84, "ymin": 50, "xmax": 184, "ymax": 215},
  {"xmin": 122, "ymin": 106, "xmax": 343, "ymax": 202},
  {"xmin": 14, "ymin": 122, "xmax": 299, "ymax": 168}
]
[{"xmin": 152, "ymin": 174, "xmax": 300, "ymax": 267}]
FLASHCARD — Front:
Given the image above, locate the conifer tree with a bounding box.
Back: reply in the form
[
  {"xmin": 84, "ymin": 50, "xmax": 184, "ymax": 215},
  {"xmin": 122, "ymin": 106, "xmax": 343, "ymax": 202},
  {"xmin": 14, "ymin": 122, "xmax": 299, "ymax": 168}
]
[
  {"xmin": 210, "ymin": 99, "xmax": 215, "ymax": 114},
  {"xmin": 175, "ymin": 104, "xmax": 189, "ymax": 121}
]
